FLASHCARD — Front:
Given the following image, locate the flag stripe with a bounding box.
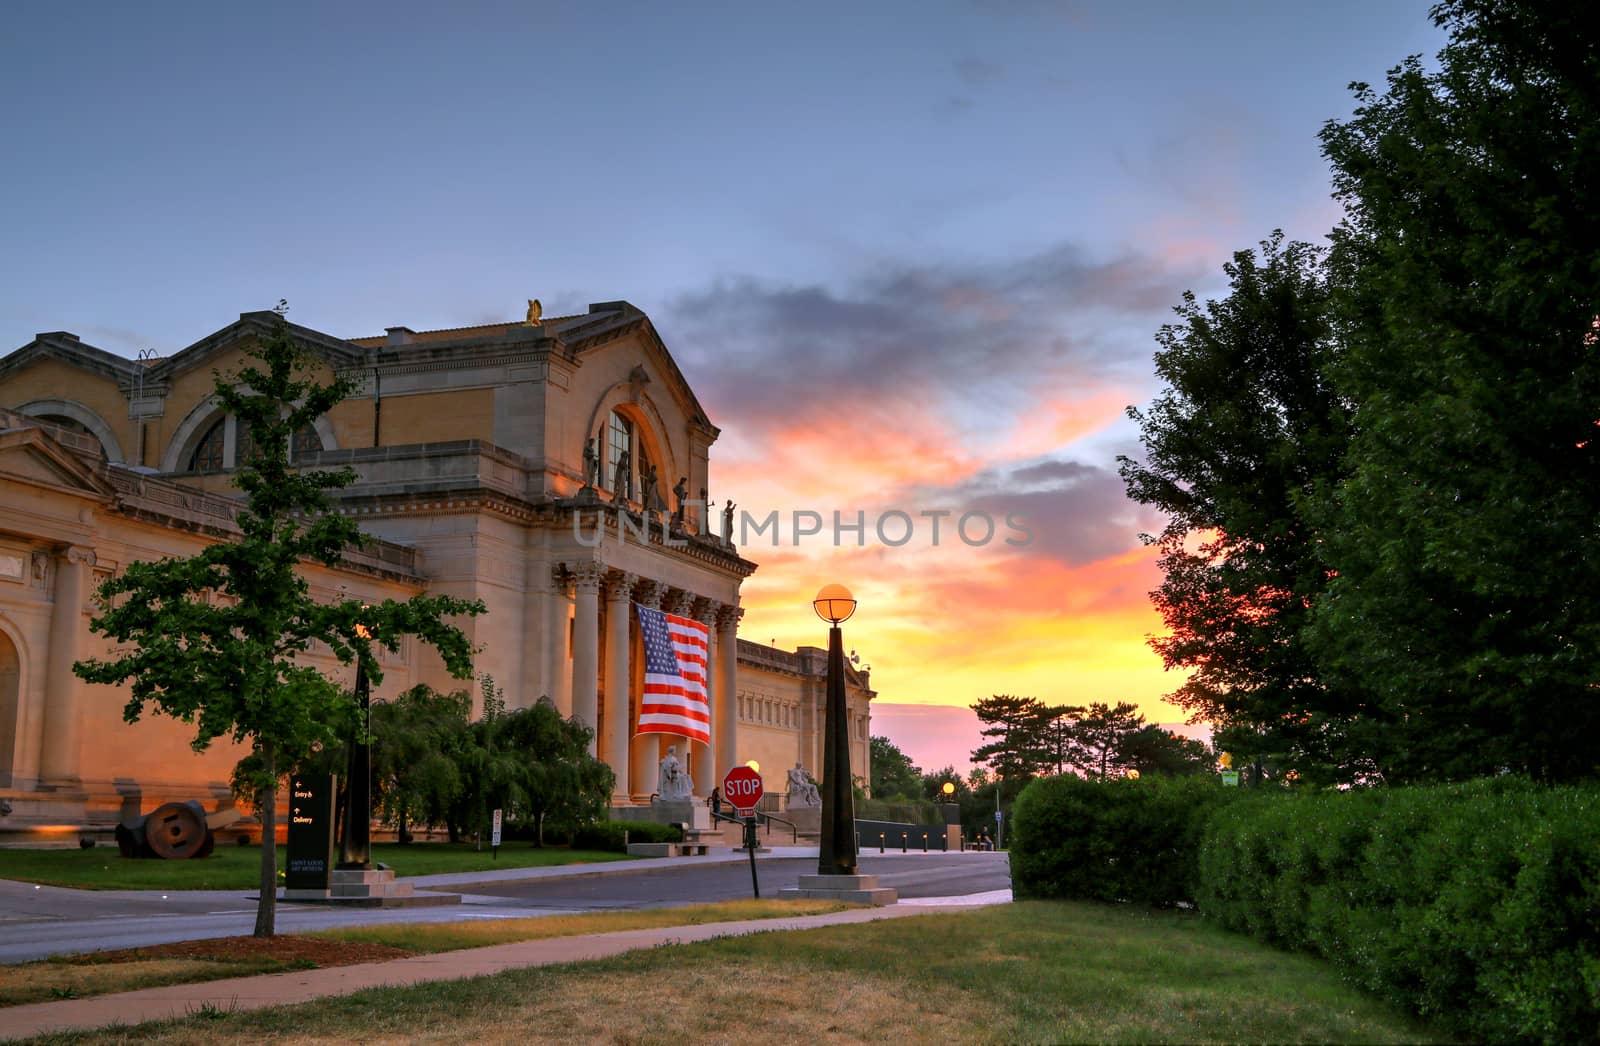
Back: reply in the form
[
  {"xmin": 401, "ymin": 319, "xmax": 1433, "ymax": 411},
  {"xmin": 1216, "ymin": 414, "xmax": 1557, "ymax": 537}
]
[{"xmin": 637, "ymin": 604, "xmax": 712, "ymax": 745}]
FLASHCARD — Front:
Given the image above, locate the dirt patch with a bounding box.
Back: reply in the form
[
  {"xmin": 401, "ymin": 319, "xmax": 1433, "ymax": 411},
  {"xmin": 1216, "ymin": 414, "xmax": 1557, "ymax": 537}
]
[{"xmin": 67, "ymin": 935, "xmax": 415, "ymax": 968}]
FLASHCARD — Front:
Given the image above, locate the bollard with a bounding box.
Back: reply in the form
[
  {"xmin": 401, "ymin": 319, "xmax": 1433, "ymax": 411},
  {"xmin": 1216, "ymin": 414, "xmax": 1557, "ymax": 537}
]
[
  {"xmin": 922, "ymin": 833, "xmax": 928, "ymax": 853},
  {"xmin": 901, "ymin": 832, "xmax": 907, "ymax": 853},
  {"xmin": 879, "ymin": 833, "xmax": 885, "ymax": 853}
]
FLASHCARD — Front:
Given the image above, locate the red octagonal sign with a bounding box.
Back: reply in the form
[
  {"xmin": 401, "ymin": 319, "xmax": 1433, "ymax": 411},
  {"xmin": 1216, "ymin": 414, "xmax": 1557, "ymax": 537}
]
[{"xmin": 722, "ymin": 766, "xmax": 764, "ymax": 814}]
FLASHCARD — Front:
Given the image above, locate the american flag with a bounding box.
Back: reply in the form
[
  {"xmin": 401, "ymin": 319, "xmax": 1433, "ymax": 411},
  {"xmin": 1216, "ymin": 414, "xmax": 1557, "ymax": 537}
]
[{"xmin": 635, "ymin": 604, "xmax": 711, "ymax": 743}]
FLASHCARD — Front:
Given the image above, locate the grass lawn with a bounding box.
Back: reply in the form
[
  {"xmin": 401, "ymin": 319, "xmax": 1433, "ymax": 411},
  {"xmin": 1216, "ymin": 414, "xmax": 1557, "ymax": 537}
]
[
  {"xmin": 0, "ymin": 842, "xmax": 630, "ymax": 891},
  {"xmin": 21, "ymin": 901, "xmax": 1449, "ymax": 1044}
]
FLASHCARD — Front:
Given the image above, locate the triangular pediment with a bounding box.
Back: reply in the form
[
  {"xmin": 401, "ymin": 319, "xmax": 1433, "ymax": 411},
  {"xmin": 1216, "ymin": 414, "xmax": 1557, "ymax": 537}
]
[
  {"xmin": 159, "ymin": 312, "xmax": 369, "ymax": 383},
  {"xmin": 562, "ymin": 303, "xmax": 717, "ymax": 435},
  {"xmin": 0, "ymin": 426, "xmax": 116, "ymax": 499}
]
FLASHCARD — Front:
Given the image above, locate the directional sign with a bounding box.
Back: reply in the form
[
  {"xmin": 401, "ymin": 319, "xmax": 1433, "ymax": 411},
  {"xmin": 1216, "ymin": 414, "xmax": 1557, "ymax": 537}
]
[
  {"xmin": 491, "ymin": 808, "xmax": 503, "ymax": 847},
  {"xmin": 722, "ymin": 766, "xmax": 764, "ymax": 814}
]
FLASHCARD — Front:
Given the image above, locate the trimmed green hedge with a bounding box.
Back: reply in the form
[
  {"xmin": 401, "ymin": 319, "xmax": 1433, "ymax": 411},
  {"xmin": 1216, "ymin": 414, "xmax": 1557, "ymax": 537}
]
[
  {"xmin": 1010, "ymin": 774, "xmax": 1236, "ymax": 906},
  {"xmin": 571, "ymin": 819, "xmax": 684, "ymax": 853},
  {"xmin": 1198, "ymin": 779, "xmax": 1600, "ymax": 1042}
]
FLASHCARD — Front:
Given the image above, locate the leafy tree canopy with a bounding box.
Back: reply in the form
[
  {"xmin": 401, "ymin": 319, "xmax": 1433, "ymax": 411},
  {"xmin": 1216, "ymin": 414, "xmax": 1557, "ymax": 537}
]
[
  {"xmin": 74, "ymin": 311, "xmax": 485, "ymax": 934},
  {"xmin": 1310, "ymin": 0, "xmax": 1600, "ymax": 781},
  {"xmin": 869, "ymin": 734, "xmax": 923, "ymax": 800}
]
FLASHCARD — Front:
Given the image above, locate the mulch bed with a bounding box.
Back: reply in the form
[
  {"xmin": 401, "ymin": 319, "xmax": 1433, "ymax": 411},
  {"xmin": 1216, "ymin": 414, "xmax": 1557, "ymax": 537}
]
[{"xmin": 63, "ymin": 935, "xmax": 416, "ymax": 968}]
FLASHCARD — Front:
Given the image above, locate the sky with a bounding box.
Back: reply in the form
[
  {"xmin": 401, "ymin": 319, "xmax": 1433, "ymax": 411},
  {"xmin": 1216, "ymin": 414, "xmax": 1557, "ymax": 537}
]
[{"xmin": 0, "ymin": 1, "xmax": 1446, "ymax": 775}]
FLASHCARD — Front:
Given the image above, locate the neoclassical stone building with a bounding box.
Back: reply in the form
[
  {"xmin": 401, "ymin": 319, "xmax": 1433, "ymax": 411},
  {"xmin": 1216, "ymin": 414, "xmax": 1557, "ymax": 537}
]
[{"xmin": 0, "ymin": 303, "xmax": 873, "ymax": 838}]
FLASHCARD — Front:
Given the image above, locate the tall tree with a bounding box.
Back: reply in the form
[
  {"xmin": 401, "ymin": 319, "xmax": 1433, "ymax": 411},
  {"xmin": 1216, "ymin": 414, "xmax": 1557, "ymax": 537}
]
[
  {"xmin": 371, "ymin": 684, "xmax": 473, "ymax": 842},
  {"xmin": 869, "ymin": 735, "xmax": 923, "ymax": 800},
  {"xmin": 970, "ymin": 694, "xmax": 1051, "ymax": 781},
  {"xmin": 1071, "ymin": 702, "xmax": 1148, "ymax": 779},
  {"xmin": 1312, "ymin": 0, "xmax": 1600, "ymax": 781},
  {"xmin": 1119, "ymin": 233, "xmax": 1367, "ymax": 782},
  {"xmin": 1120, "ymin": 726, "xmax": 1215, "ymax": 778},
  {"xmin": 74, "ymin": 312, "xmax": 484, "ymax": 935},
  {"xmin": 499, "ymin": 696, "xmax": 613, "ymax": 846}
]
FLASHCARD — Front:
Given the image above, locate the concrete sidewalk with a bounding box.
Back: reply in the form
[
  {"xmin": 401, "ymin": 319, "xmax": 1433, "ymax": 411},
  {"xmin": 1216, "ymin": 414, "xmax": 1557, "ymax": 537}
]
[{"xmin": 0, "ymin": 892, "xmax": 1007, "ymax": 1040}]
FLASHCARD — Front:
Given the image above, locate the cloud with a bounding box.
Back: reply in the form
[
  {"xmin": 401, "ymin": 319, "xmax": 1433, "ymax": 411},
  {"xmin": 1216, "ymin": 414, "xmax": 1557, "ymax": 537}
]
[{"xmin": 666, "ymin": 241, "xmax": 1198, "ymax": 447}]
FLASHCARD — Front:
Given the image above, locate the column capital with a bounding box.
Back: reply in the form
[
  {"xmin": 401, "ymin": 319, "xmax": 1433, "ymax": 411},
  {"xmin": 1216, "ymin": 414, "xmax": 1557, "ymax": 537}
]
[
  {"xmin": 716, "ymin": 604, "xmax": 744, "ymax": 632},
  {"xmin": 603, "ymin": 570, "xmax": 638, "ymax": 603},
  {"xmin": 690, "ymin": 596, "xmax": 719, "ymax": 626},
  {"xmin": 566, "ymin": 561, "xmax": 605, "ymax": 592},
  {"xmin": 664, "ymin": 589, "xmax": 696, "ymax": 616},
  {"xmin": 62, "ymin": 546, "xmax": 96, "ymax": 568},
  {"xmin": 634, "ymin": 579, "xmax": 666, "ymax": 609}
]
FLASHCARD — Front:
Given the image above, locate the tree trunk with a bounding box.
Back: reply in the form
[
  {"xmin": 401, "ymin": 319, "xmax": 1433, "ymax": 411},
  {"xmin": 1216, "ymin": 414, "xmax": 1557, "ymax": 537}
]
[
  {"xmin": 534, "ymin": 811, "xmax": 544, "ymax": 848},
  {"xmin": 254, "ymin": 743, "xmax": 277, "ymax": 938}
]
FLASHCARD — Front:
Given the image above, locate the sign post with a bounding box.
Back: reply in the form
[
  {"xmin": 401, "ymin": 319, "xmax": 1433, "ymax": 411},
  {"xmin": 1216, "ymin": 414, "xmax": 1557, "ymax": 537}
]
[
  {"xmin": 285, "ymin": 774, "xmax": 337, "ymax": 893},
  {"xmin": 491, "ymin": 808, "xmax": 503, "ymax": 859},
  {"xmin": 722, "ymin": 766, "xmax": 765, "ymax": 898}
]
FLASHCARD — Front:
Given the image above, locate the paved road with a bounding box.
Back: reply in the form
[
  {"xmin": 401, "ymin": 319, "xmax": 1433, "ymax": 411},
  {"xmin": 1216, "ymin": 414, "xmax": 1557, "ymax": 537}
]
[
  {"xmin": 0, "ymin": 851, "xmax": 1010, "ymax": 963},
  {"xmin": 452, "ymin": 853, "xmax": 1005, "ymax": 910}
]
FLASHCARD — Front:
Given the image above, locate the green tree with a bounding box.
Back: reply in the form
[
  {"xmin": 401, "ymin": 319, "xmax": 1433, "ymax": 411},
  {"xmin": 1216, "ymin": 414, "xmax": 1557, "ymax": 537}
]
[
  {"xmin": 449, "ymin": 676, "xmax": 527, "ymax": 846},
  {"xmin": 498, "ymin": 697, "xmax": 613, "ymax": 845},
  {"xmin": 371, "ymin": 684, "xmax": 473, "ymax": 842},
  {"xmin": 1119, "ymin": 233, "xmax": 1364, "ymax": 782},
  {"xmin": 869, "ymin": 734, "xmax": 922, "ymax": 800},
  {"xmin": 1071, "ymin": 702, "xmax": 1147, "ymax": 779},
  {"xmin": 1311, "ymin": 0, "xmax": 1600, "ymax": 781},
  {"xmin": 74, "ymin": 312, "xmax": 484, "ymax": 936},
  {"xmin": 1120, "ymin": 726, "xmax": 1215, "ymax": 778},
  {"xmin": 970, "ymin": 695, "xmax": 1052, "ymax": 781}
]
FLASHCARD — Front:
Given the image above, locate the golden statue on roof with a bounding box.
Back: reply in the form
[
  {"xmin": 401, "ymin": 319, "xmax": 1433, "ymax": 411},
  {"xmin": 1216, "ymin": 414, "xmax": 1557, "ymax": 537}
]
[{"xmin": 524, "ymin": 299, "xmax": 542, "ymax": 326}]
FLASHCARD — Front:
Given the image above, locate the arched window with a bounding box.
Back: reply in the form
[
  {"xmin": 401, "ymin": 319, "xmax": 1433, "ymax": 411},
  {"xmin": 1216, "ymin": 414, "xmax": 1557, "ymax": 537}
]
[
  {"xmin": 291, "ymin": 423, "xmax": 322, "ymax": 459},
  {"xmin": 606, "ymin": 410, "xmax": 633, "ymax": 495},
  {"xmin": 189, "ymin": 418, "xmax": 226, "ymax": 472},
  {"xmin": 192, "ymin": 416, "xmax": 324, "ymax": 472},
  {"xmin": 35, "ymin": 414, "xmax": 107, "ymax": 459}
]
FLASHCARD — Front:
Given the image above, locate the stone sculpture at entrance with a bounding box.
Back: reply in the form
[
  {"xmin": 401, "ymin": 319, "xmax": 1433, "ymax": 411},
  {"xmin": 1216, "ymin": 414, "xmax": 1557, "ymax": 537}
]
[
  {"xmin": 787, "ymin": 763, "xmax": 821, "ymax": 808},
  {"xmin": 658, "ymin": 744, "xmax": 694, "ymax": 800}
]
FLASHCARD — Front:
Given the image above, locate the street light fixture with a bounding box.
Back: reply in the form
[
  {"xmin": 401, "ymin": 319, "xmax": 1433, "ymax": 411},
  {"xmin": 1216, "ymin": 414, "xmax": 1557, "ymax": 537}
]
[
  {"xmin": 337, "ymin": 616, "xmax": 373, "ymax": 870},
  {"xmin": 814, "ymin": 583, "xmax": 858, "ymax": 877}
]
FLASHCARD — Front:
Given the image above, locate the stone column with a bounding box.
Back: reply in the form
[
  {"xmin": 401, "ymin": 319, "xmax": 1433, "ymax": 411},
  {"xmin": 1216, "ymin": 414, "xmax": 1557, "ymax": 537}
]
[
  {"xmin": 715, "ymin": 604, "xmax": 742, "ymax": 795},
  {"xmin": 39, "ymin": 546, "xmax": 94, "ymax": 787},
  {"xmin": 568, "ymin": 562, "xmax": 603, "ymax": 756},
  {"xmin": 546, "ymin": 568, "xmax": 573, "ymax": 717},
  {"xmin": 603, "ymin": 570, "xmax": 637, "ymax": 803},
  {"xmin": 629, "ymin": 580, "xmax": 664, "ymax": 801}
]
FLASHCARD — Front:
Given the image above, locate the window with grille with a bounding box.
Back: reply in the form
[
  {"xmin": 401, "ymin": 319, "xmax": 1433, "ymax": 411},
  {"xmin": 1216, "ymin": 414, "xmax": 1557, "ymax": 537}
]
[
  {"xmin": 189, "ymin": 418, "xmax": 225, "ymax": 472},
  {"xmin": 606, "ymin": 410, "xmax": 632, "ymax": 494}
]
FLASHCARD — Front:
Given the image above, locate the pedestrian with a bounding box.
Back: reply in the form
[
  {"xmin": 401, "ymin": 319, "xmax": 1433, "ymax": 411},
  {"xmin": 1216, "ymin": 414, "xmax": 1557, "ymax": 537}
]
[{"xmin": 708, "ymin": 786, "xmax": 723, "ymax": 817}]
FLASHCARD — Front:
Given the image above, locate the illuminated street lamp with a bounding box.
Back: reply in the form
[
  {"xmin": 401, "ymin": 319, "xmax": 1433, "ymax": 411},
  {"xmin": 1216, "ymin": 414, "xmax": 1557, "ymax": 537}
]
[
  {"xmin": 746, "ymin": 760, "xmax": 760, "ymax": 773},
  {"xmin": 337, "ymin": 617, "xmax": 373, "ymax": 870},
  {"xmin": 814, "ymin": 584, "xmax": 858, "ymax": 877},
  {"xmin": 941, "ymin": 781, "xmax": 955, "ymax": 798}
]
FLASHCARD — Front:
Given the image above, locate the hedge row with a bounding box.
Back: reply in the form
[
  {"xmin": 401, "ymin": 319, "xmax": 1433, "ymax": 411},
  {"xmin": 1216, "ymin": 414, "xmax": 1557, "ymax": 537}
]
[
  {"xmin": 570, "ymin": 819, "xmax": 684, "ymax": 853},
  {"xmin": 1198, "ymin": 779, "xmax": 1600, "ymax": 1042},
  {"xmin": 1009, "ymin": 774, "xmax": 1236, "ymax": 906}
]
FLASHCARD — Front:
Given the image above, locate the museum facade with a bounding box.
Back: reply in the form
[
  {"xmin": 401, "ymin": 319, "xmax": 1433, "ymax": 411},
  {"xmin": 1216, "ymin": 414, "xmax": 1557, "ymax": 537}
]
[{"xmin": 0, "ymin": 302, "xmax": 873, "ymax": 839}]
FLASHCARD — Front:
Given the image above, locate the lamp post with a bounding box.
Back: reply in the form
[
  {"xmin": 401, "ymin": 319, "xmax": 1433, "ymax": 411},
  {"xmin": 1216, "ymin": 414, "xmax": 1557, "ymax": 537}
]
[
  {"xmin": 337, "ymin": 619, "xmax": 372, "ymax": 870},
  {"xmin": 814, "ymin": 583, "xmax": 858, "ymax": 878}
]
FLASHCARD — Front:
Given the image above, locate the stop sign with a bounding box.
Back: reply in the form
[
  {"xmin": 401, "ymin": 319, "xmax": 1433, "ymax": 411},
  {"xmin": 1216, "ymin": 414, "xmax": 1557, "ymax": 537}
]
[{"xmin": 722, "ymin": 766, "xmax": 764, "ymax": 813}]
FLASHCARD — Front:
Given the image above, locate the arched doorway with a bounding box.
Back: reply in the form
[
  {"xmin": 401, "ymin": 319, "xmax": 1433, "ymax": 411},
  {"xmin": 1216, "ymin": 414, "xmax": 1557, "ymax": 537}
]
[{"xmin": 0, "ymin": 626, "xmax": 19, "ymax": 787}]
